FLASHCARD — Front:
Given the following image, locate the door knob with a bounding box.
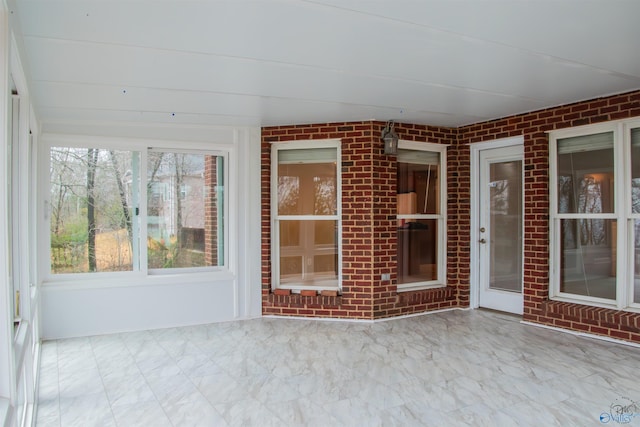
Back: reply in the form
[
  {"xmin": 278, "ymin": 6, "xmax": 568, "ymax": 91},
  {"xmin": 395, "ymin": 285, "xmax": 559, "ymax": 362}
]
[{"xmin": 479, "ymin": 238, "xmax": 486, "ymax": 244}]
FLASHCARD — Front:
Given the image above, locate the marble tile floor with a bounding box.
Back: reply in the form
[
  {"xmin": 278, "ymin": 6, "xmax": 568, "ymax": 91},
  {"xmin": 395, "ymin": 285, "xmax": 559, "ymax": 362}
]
[{"xmin": 35, "ymin": 309, "xmax": 640, "ymax": 427}]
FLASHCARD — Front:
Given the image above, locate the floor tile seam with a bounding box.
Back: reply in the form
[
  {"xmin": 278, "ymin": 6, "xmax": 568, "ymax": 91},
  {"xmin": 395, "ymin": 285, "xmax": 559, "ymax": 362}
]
[
  {"xmin": 133, "ymin": 353, "xmax": 184, "ymax": 380},
  {"xmin": 137, "ymin": 373, "xmax": 188, "ymax": 427},
  {"xmin": 90, "ymin": 341, "xmax": 132, "ymax": 352},
  {"xmin": 56, "ymin": 389, "xmax": 111, "ymax": 415},
  {"xmin": 88, "ymin": 338, "xmax": 124, "ymax": 426},
  {"xmin": 149, "ymin": 367, "xmax": 218, "ymax": 407},
  {"xmin": 89, "ymin": 341, "xmax": 129, "ymax": 353},
  {"xmin": 443, "ymin": 382, "xmax": 528, "ymax": 408},
  {"xmin": 286, "ymin": 400, "xmax": 348, "ymax": 425},
  {"xmin": 160, "ymin": 380, "xmax": 228, "ymax": 427},
  {"xmin": 484, "ymin": 382, "xmax": 570, "ymax": 406},
  {"xmin": 194, "ymin": 381, "xmax": 242, "ymax": 408},
  {"xmin": 215, "ymin": 401, "xmax": 271, "ymax": 426},
  {"xmin": 535, "ymin": 399, "xmax": 604, "ymax": 424},
  {"xmin": 47, "ymin": 348, "xmax": 63, "ymax": 425},
  {"xmin": 36, "ymin": 395, "xmax": 61, "ymax": 426},
  {"xmin": 577, "ymin": 372, "xmax": 640, "ymax": 394},
  {"xmin": 107, "ymin": 392, "xmax": 159, "ymax": 412}
]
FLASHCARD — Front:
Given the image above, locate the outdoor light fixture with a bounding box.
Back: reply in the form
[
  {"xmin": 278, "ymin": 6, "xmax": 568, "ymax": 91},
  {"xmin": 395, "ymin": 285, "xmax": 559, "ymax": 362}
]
[{"xmin": 382, "ymin": 120, "xmax": 399, "ymax": 155}]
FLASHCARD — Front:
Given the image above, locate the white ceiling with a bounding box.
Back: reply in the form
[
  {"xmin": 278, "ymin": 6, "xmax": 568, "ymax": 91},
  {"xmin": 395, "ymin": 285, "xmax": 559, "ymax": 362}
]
[{"xmin": 9, "ymin": 0, "xmax": 640, "ymax": 130}]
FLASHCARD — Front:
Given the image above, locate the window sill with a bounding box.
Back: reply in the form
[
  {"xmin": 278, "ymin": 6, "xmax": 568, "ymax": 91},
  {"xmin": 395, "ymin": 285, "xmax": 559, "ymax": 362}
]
[
  {"xmin": 276, "ymin": 285, "xmax": 340, "ymax": 295},
  {"xmin": 396, "ymin": 282, "xmax": 446, "ymax": 293},
  {"xmin": 547, "ymin": 296, "xmax": 640, "ymax": 314},
  {"xmin": 550, "ymin": 294, "xmax": 618, "ymax": 310},
  {"xmin": 42, "ymin": 269, "xmax": 235, "ymax": 290}
]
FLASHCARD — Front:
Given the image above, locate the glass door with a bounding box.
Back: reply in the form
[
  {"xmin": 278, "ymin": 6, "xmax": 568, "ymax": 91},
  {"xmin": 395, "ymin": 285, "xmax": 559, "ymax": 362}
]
[{"xmin": 478, "ymin": 144, "xmax": 524, "ymax": 314}]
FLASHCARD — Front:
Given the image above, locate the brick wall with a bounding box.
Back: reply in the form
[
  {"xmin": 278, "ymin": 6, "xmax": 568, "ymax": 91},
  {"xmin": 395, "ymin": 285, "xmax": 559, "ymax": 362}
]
[
  {"xmin": 262, "ymin": 122, "xmax": 375, "ymax": 318},
  {"xmin": 261, "ymin": 90, "xmax": 640, "ymax": 344},
  {"xmin": 262, "ymin": 122, "xmax": 458, "ymax": 319},
  {"xmin": 458, "ymin": 89, "xmax": 640, "ymax": 343},
  {"xmin": 204, "ymin": 155, "xmax": 218, "ymax": 266},
  {"xmin": 372, "ymin": 123, "xmax": 459, "ymax": 317}
]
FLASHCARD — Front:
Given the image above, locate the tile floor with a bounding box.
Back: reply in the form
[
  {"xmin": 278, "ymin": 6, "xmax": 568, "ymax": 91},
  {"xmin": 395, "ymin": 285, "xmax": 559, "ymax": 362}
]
[{"xmin": 35, "ymin": 309, "xmax": 640, "ymax": 427}]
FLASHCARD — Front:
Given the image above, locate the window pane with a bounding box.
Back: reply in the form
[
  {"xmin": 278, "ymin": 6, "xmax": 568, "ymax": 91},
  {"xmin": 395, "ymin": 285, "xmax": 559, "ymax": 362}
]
[
  {"xmin": 9, "ymin": 96, "xmax": 17, "ymax": 323},
  {"xmin": 278, "ymin": 219, "xmax": 338, "ymax": 286},
  {"xmin": 634, "ymin": 219, "xmax": 640, "ymax": 304},
  {"xmin": 490, "ymin": 160, "xmax": 522, "ymax": 293},
  {"xmin": 631, "ymin": 128, "xmax": 640, "ymax": 213},
  {"xmin": 397, "ymin": 219, "xmax": 438, "ymax": 284},
  {"xmin": 277, "ymin": 149, "xmax": 337, "ymax": 216},
  {"xmin": 147, "ymin": 152, "xmax": 223, "ymax": 269},
  {"xmin": 50, "ymin": 147, "xmax": 136, "ymax": 273},
  {"xmin": 397, "ymin": 160, "xmax": 440, "ymax": 215},
  {"xmin": 557, "ymin": 132, "xmax": 614, "ymax": 214},
  {"xmin": 559, "ymin": 219, "xmax": 616, "ymax": 300}
]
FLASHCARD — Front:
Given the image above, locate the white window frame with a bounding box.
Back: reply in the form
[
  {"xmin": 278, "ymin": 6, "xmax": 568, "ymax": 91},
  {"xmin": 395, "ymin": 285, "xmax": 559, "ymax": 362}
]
[
  {"xmin": 549, "ymin": 119, "xmax": 640, "ymax": 312},
  {"xmin": 144, "ymin": 147, "xmax": 228, "ymax": 275},
  {"xmin": 2, "ymin": 28, "xmax": 39, "ymax": 427},
  {"xmin": 42, "ymin": 135, "xmax": 230, "ymax": 282},
  {"xmin": 271, "ymin": 139, "xmax": 342, "ymax": 292},
  {"xmin": 396, "ymin": 140, "xmax": 448, "ymax": 292},
  {"xmin": 626, "ymin": 118, "xmax": 640, "ymax": 310}
]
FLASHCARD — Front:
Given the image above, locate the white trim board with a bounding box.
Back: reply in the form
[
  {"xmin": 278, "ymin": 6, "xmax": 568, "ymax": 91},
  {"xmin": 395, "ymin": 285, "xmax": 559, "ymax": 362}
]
[
  {"xmin": 521, "ymin": 321, "xmax": 640, "ymax": 349},
  {"xmin": 263, "ymin": 307, "xmax": 470, "ymax": 324}
]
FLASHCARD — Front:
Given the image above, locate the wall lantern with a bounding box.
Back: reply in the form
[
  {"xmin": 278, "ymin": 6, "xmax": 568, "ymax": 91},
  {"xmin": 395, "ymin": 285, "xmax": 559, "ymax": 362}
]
[{"xmin": 382, "ymin": 120, "xmax": 399, "ymax": 155}]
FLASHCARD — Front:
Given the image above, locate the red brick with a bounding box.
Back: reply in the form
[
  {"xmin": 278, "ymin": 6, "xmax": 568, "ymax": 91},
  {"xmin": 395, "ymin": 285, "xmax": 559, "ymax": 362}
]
[{"xmin": 321, "ymin": 290, "xmax": 339, "ymax": 297}]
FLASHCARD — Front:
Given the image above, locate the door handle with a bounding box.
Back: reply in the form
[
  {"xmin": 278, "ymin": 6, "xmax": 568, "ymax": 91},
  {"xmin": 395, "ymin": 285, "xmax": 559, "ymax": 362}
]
[{"xmin": 479, "ymin": 238, "xmax": 486, "ymax": 244}]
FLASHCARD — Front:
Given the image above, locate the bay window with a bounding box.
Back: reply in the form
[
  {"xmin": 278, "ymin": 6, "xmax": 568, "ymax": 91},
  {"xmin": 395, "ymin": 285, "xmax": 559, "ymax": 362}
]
[{"xmin": 550, "ymin": 119, "xmax": 640, "ymax": 310}]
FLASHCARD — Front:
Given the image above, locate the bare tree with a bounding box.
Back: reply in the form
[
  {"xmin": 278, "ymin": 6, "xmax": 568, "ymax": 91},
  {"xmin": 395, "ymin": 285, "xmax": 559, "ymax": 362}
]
[
  {"xmin": 109, "ymin": 150, "xmax": 133, "ymax": 246},
  {"xmin": 86, "ymin": 148, "xmax": 99, "ymax": 272},
  {"xmin": 148, "ymin": 152, "xmax": 164, "ymax": 191},
  {"xmin": 50, "ymin": 148, "xmax": 72, "ymax": 236},
  {"xmin": 173, "ymin": 153, "xmax": 184, "ymax": 250}
]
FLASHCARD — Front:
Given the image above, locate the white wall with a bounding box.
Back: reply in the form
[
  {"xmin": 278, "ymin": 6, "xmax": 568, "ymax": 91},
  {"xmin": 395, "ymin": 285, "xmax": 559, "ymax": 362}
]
[
  {"xmin": 41, "ymin": 277, "xmax": 238, "ymax": 337},
  {"xmin": 39, "ymin": 124, "xmax": 262, "ymax": 339}
]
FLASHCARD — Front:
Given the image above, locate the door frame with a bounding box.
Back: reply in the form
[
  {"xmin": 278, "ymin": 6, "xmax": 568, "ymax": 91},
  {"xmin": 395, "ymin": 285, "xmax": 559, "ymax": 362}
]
[{"xmin": 470, "ymin": 136, "xmax": 525, "ymax": 311}]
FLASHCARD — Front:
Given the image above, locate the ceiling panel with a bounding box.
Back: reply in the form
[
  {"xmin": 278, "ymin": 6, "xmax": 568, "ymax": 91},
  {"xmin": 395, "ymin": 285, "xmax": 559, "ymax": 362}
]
[
  {"xmin": 24, "ymin": 28, "xmax": 637, "ymax": 101},
  {"xmin": 311, "ymin": 0, "xmax": 640, "ymax": 78},
  {"xmin": 10, "ymin": 0, "xmax": 640, "ymax": 130}
]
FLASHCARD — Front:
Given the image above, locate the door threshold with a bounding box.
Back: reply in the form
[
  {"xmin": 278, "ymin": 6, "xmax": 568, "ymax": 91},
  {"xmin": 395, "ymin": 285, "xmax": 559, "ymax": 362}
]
[{"xmin": 477, "ymin": 307, "xmax": 523, "ymax": 321}]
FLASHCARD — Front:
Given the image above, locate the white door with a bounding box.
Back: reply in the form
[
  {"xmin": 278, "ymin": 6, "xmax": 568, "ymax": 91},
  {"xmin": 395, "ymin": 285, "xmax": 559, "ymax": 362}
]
[{"xmin": 477, "ymin": 144, "xmax": 524, "ymax": 314}]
